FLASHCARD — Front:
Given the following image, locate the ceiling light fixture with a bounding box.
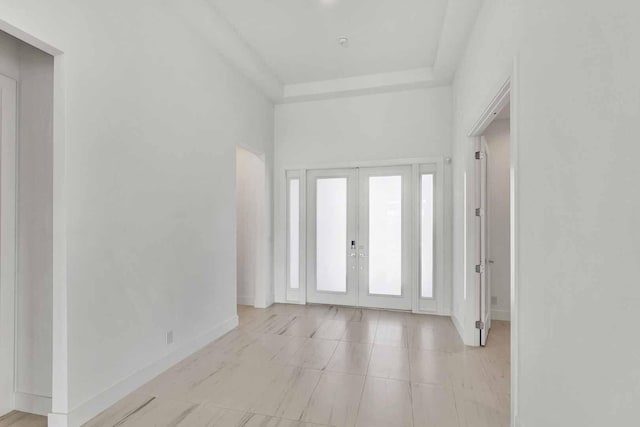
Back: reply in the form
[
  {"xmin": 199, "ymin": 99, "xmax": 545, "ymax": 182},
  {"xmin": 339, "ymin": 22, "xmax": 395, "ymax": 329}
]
[{"xmin": 337, "ymin": 36, "xmax": 350, "ymax": 48}]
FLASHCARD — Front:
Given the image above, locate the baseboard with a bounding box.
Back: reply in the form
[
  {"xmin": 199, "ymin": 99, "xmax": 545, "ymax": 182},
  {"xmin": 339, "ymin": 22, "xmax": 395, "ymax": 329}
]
[
  {"xmin": 491, "ymin": 309, "xmax": 511, "ymax": 321},
  {"xmin": 47, "ymin": 412, "xmax": 68, "ymax": 427},
  {"xmin": 53, "ymin": 315, "xmax": 238, "ymax": 427},
  {"xmin": 237, "ymin": 295, "xmax": 255, "ymax": 306},
  {"xmin": 451, "ymin": 312, "xmax": 465, "ymax": 343},
  {"xmin": 14, "ymin": 392, "xmax": 52, "ymax": 416}
]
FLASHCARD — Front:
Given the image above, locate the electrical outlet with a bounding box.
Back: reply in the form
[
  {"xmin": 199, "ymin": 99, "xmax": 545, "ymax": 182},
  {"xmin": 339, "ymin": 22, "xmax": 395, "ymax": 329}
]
[
  {"xmin": 491, "ymin": 296, "xmax": 498, "ymax": 306},
  {"xmin": 166, "ymin": 330, "xmax": 174, "ymax": 345}
]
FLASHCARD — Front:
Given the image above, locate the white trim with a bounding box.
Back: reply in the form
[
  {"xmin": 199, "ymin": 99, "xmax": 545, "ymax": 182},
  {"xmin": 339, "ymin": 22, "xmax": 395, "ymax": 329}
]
[
  {"xmin": 0, "ymin": 19, "xmax": 62, "ymax": 56},
  {"xmin": 14, "ymin": 392, "xmax": 52, "ymax": 417},
  {"xmin": 0, "ymin": 74, "xmax": 17, "ymax": 417},
  {"xmin": 282, "ymin": 156, "xmax": 447, "ymax": 173},
  {"xmin": 468, "ymin": 78, "xmax": 511, "ymax": 137},
  {"xmin": 510, "ymin": 57, "xmax": 520, "ymax": 427},
  {"xmin": 281, "ymin": 68, "xmax": 448, "ymax": 104},
  {"xmin": 51, "ymin": 49, "xmax": 68, "ymax": 417},
  {"xmin": 51, "ymin": 315, "xmax": 238, "ymax": 427}
]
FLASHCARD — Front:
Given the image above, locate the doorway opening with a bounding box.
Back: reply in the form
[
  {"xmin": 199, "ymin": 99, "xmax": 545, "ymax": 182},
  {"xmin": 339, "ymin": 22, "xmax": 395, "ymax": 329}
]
[
  {"xmin": 471, "ymin": 85, "xmax": 512, "ymax": 347},
  {"xmin": 467, "ymin": 75, "xmax": 515, "ymax": 424},
  {"xmin": 236, "ymin": 147, "xmax": 267, "ymax": 308},
  {"xmin": 0, "ymin": 29, "xmax": 55, "ymax": 418},
  {"xmin": 475, "ymin": 105, "xmax": 512, "ymax": 346}
]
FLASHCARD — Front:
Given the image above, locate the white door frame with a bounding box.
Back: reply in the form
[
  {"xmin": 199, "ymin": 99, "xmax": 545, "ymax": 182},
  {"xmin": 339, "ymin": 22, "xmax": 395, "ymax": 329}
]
[
  {"xmin": 0, "ymin": 19, "xmax": 68, "ymax": 423},
  {"xmin": 466, "ymin": 61, "xmax": 519, "ymax": 426},
  {"xmin": 0, "ymin": 73, "xmax": 18, "ymax": 417}
]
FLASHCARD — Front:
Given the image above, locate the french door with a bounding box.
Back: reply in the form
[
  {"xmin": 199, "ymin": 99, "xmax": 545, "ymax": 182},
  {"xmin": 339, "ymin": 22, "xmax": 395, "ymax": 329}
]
[{"xmin": 306, "ymin": 166, "xmax": 412, "ymax": 310}]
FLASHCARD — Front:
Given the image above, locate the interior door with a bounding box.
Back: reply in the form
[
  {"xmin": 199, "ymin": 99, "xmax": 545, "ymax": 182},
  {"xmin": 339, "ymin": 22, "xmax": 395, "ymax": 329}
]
[
  {"xmin": 0, "ymin": 75, "xmax": 17, "ymax": 416},
  {"xmin": 478, "ymin": 139, "xmax": 491, "ymax": 345},
  {"xmin": 358, "ymin": 166, "xmax": 412, "ymax": 310},
  {"xmin": 306, "ymin": 169, "xmax": 358, "ymax": 306}
]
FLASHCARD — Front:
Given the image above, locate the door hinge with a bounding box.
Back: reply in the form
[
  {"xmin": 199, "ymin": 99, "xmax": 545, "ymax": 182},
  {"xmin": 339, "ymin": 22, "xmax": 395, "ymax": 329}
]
[
  {"xmin": 475, "ymin": 321, "xmax": 485, "ymax": 330},
  {"xmin": 475, "ymin": 264, "xmax": 485, "ymax": 273},
  {"xmin": 475, "ymin": 208, "xmax": 484, "ymax": 217},
  {"xmin": 475, "ymin": 151, "xmax": 485, "ymax": 160}
]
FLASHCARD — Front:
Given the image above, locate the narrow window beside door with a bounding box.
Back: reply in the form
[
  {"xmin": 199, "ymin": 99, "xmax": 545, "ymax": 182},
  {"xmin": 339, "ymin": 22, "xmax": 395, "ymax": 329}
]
[
  {"xmin": 288, "ymin": 178, "xmax": 300, "ymax": 289},
  {"xmin": 421, "ymin": 174, "xmax": 435, "ymax": 298}
]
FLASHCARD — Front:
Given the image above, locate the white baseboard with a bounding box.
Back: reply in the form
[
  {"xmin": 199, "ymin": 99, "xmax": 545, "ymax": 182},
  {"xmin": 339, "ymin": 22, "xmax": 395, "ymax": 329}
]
[
  {"xmin": 451, "ymin": 312, "xmax": 465, "ymax": 344},
  {"xmin": 51, "ymin": 315, "xmax": 238, "ymax": 427},
  {"xmin": 48, "ymin": 412, "xmax": 68, "ymax": 427},
  {"xmin": 491, "ymin": 309, "xmax": 511, "ymax": 321},
  {"xmin": 14, "ymin": 392, "xmax": 52, "ymax": 416},
  {"xmin": 237, "ymin": 295, "xmax": 255, "ymax": 306}
]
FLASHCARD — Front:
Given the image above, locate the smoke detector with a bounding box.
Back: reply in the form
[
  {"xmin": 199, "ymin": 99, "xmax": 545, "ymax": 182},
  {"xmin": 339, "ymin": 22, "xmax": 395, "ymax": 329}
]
[{"xmin": 337, "ymin": 36, "xmax": 350, "ymax": 48}]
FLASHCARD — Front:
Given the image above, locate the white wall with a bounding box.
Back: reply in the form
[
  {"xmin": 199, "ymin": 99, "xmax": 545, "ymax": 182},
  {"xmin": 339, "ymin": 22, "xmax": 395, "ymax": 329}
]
[
  {"xmin": 453, "ymin": 0, "xmax": 640, "ymax": 425},
  {"xmin": 274, "ymin": 87, "xmax": 452, "ymax": 306},
  {"xmin": 0, "ymin": 30, "xmax": 54, "ymax": 409},
  {"xmin": 0, "ymin": 1, "xmax": 274, "ymax": 424},
  {"xmin": 236, "ymin": 148, "xmax": 266, "ymax": 306},
  {"xmin": 484, "ymin": 119, "xmax": 510, "ymax": 321}
]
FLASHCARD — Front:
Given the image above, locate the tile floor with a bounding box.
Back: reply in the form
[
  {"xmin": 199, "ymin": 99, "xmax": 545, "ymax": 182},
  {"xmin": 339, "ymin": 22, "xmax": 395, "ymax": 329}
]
[{"xmin": 1, "ymin": 304, "xmax": 510, "ymax": 427}]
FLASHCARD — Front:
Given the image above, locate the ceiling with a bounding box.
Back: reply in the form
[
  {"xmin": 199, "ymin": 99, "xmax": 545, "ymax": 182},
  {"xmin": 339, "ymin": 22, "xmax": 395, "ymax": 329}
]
[{"xmin": 208, "ymin": 0, "xmax": 482, "ymax": 101}]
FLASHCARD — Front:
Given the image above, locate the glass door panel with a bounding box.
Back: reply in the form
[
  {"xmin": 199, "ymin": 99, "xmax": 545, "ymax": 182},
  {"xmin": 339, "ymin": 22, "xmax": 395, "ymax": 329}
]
[
  {"xmin": 368, "ymin": 176, "xmax": 403, "ymax": 296},
  {"xmin": 306, "ymin": 169, "xmax": 358, "ymax": 306},
  {"xmin": 316, "ymin": 178, "xmax": 348, "ymax": 292},
  {"xmin": 358, "ymin": 166, "xmax": 412, "ymax": 310},
  {"xmin": 420, "ymin": 174, "xmax": 434, "ymax": 298}
]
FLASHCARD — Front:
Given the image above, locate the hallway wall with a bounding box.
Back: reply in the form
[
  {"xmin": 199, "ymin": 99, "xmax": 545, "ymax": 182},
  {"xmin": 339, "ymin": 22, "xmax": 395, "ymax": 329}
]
[
  {"xmin": 0, "ymin": 1, "xmax": 274, "ymax": 423},
  {"xmin": 452, "ymin": 0, "xmax": 640, "ymax": 425},
  {"xmin": 273, "ymin": 87, "xmax": 453, "ymax": 307}
]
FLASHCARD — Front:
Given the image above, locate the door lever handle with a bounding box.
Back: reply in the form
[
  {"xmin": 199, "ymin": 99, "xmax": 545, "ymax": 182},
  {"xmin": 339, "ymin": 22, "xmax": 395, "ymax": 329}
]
[
  {"xmin": 350, "ymin": 252, "xmax": 357, "ymax": 257},
  {"xmin": 359, "ymin": 253, "xmax": 368, "ymax": 258}
]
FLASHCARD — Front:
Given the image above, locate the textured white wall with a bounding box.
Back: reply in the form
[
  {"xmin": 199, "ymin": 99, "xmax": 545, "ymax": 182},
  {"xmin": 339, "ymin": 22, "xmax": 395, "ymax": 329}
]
[
  {"xmin": 0, "ymin": 0, "xmax": 275, "ymax": 421},
  {"xmin": 453, "ymin": 0, "xmax": 640, "ymax": 424},
  {"xmin": 273, "ymin": 87, "xmax": 453, "ymax": 307}
]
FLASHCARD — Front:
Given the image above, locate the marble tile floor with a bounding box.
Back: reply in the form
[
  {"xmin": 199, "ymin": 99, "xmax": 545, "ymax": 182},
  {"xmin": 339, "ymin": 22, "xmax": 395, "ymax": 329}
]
[{"xmin": 2, "ymin": 304, "xmax": 510, "ymax": 427}]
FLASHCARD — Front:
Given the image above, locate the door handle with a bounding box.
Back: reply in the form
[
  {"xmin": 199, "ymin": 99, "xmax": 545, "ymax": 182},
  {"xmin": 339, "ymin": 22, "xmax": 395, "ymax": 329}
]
[
  {"xmin": 359, "ymin": 253, "xmax": 368, "ymax": 258},
  {"xmin": 350, "ymin": 252, "xmax": 357, "ymax": 257}
]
